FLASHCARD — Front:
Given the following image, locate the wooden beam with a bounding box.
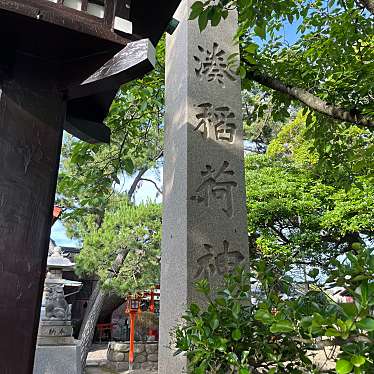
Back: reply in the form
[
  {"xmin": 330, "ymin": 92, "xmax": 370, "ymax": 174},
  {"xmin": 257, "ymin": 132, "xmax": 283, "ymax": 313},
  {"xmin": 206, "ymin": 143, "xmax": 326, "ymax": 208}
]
[
  {"xmin": 67, "ymin": 38, "xmax": 155, "ymax": 100},
  {"xmin": 131, "ymin": 0, "xmax": 182, "ymax": 44},
  {"xmin": 81, "ymin": 0, "xmax": 88, "ymax": 11},
  {"xmin": 64, "ymin": 116, "xmax": 111, "ymax": 144},
  {"xmin": 104, "ymin": 0, "xmax": 116, "ymax": 26},
  {"xmin": 0, "ymin": 0, "xmax": 130, "ymax": 46}
]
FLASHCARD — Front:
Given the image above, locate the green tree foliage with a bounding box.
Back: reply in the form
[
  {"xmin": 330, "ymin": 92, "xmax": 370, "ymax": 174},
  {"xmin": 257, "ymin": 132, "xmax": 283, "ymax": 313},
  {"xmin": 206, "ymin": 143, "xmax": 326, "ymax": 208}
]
[
  {"xmin": 75, "ymin": 200, "xmax": 162, "ymax": 295},
  {"xmin": 246, "ymin": 113, "xmax": 374, "ymax": 270},
  {"xmin": 54, "ymin": 3, "xmax": 374, "ymax": 369},
  {"xmin": 176, "ymin": 249, "xmax": 374, "ymax": 373},
  {"xmin": 242, "ymin": 90, "xmax": 285, "ymax": 153},
  {"xmin": 57, "ymin": 42, "xmax": 165, "ymax": 239},
  {"xmin": 56, "ymin": 47, "xmax": 166, "ymax": 355}
]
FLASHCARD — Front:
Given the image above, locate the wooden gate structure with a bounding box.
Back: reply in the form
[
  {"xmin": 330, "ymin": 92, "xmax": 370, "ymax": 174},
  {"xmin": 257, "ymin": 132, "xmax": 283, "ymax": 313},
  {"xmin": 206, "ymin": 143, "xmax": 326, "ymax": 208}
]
[{"xmin": 0, "ymin": 1, "xmax": 180, "ymax": 372}]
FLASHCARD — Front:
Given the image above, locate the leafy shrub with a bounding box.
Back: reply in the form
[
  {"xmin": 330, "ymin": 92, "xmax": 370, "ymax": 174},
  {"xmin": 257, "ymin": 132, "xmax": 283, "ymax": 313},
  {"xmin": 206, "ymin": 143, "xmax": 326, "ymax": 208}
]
[{"xmin": 175, "ymin": 246, "xmax": 374, "ymax": 373}]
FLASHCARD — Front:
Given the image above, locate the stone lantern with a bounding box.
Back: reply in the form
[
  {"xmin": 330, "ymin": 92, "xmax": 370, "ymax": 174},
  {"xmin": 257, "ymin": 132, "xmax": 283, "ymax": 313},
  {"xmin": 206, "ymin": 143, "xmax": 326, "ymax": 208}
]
[{"xmin": 34, "ymin": 246, "xmax": 83, "ymax": 374}]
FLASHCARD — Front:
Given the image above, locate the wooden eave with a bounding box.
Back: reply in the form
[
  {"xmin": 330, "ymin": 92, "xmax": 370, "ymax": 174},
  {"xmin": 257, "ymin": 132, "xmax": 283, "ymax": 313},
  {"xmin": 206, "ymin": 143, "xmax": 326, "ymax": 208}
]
[
  {"xmin": 0, "ymin": 0, "xmax": 131, "ymax": 46},
  {"xmin": 130, "ymin": 0, "xmax": 182, "ymax": 44},
  {"xmin": 0, "ymin": 0, "xmax": 183, "ymax": 144}
]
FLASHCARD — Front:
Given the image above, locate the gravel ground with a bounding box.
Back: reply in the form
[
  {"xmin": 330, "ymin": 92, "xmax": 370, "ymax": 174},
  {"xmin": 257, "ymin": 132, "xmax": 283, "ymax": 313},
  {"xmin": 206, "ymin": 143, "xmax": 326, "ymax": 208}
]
[{"xmin": 85, "ymin": 369, "xmax": 156, "ymax": 374}]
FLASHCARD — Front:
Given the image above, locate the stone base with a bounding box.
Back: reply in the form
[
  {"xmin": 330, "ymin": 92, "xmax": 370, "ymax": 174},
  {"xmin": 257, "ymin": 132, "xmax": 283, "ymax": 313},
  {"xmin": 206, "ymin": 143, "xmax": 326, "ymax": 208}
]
[
  {"xmin": 107, "ymin": 341, "xmax": 158, "ymax": 371},
  {"xmin": 33, "ymin": 343, "xmax": 82, "ymax": 374},
  {"xmin": 37, "ymin": 320, "xmax": 76, "ymax": 346}
]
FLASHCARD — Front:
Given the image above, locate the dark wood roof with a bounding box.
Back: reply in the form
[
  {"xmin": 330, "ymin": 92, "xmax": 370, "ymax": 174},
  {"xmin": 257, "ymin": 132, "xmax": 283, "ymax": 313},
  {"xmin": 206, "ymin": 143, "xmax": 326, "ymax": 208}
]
[
  {"xmin": 0, "ymin": 1, "xmax": 182, "ymax": 47},
  {"xmin": 0, "ymin": 0, "xmax": 182, "ymax": 143}
]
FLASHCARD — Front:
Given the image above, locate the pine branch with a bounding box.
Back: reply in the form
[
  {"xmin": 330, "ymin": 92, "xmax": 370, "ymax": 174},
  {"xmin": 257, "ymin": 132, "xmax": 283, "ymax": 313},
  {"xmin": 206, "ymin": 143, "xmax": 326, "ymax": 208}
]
[{"xmin": 127, "ymin": 150, "xmax": 163, "ymax": 200}]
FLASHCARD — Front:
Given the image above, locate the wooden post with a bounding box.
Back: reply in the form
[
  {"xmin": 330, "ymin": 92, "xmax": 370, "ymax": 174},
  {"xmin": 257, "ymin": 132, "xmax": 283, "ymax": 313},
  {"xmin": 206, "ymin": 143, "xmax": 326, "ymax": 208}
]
[{"xmin": 0, "ymin": 58, "xmax": 64, "ymax": 374}]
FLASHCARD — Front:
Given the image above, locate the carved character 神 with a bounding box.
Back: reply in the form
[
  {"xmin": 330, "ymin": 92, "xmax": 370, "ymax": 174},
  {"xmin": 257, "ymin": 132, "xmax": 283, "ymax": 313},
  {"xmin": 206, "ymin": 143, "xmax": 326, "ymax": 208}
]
[{"xmin": 194, "ymin": 240, "xmax": 245, "ymax": 280}]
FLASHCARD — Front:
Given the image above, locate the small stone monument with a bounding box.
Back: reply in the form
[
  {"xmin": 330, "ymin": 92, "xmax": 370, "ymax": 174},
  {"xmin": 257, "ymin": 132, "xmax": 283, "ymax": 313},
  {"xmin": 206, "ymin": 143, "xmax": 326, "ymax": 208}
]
[
  {"xmin": 159, "ymin": 0, "xmax": 249, "ymax": 372},
  {"xmin": 33, "ymin": 246, "xmax": 83, "ymax": 374}
]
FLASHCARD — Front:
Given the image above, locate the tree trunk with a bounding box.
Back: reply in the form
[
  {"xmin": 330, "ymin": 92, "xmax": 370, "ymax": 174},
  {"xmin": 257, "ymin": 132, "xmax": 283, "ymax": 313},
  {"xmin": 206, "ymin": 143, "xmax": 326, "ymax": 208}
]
[
  {"xmin": 78, "ymin": 282, "xmax": 107, "ymax": 367},
  {"xmin": 359, "ymin": 0, "xmax": 374, "ymax": 14},
  {"xmin": 78, "ymin": 247, "xmax": 130, "ymax": 368}
]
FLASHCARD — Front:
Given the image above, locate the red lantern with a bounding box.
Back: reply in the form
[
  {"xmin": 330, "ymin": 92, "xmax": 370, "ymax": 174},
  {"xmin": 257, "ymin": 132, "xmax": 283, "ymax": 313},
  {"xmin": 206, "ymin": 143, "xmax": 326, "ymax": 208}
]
[
  {"xmin": 149, "ymin": 288, "xmax": 155, "ymax": 313},
  {"xmin": 124, "ymin": 294, "xmax": 140, "ymax": 369}
]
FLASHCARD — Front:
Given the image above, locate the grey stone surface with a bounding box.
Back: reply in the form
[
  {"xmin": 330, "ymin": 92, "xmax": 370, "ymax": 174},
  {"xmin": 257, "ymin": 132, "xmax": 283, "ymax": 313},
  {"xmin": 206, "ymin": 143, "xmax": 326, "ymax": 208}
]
[
  {"xmin": 33, "ymin": 344, "xmax": 82, "ymax": 374},
  {"xmin": 112, "ymin": 342, "xmax": 130, "ymax": 352},
  {"xmin": 37, "ymin": 336, "xmax": 76, "ymax": 346},
  {"xmin": 134, "ymin": 343, "xmax": 145, "ymax": 354},
  {"xmin": 145, "ymin": 343, "xmax": 158, "ymax": 354},
  {"xmin": 38, "ymin": 321, "xmax": 73, "ymax": 339},
  {"xmin": 38, "ymin": 320, "xmax": 73, "ymax": 327},
  {"xmin": 141, "ymin": 362, "xmax": 154, "ymax": 370},
  {"xmin": 37, "ymin": 320, "xmax": 75, "ymax": 345},
  {"xmin": 107, "ymin": 361, "xmax": 130, "ymax": 371},
  {"xmin": 107, "ymin": 349, "xmax": 114, "ymax": 362},
  {"xmin": 107, "ymin": 342, "xmax": 156, "ymax": 369},
  {"xmin": 159, "ymin": 1, "xmax": 248, "ymax": 373},
  {"xmin": 135, "ymin": 354, "xmax": 147, "ymax": 363},
  {"xmin": 147, "ymin": 354, "xmax": 158, "ymax": 363},
  {"xmin": 86, "ymin": 368, "xmax": 155, "ymax": 374},
  {"xmin": 112, "ymin": 352, "xmax": 125, "ymax": 362}
]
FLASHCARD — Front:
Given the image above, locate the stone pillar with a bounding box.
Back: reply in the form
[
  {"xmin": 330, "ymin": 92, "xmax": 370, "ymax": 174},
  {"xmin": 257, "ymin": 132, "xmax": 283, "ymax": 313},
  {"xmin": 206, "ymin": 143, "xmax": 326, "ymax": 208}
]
[
  {"xmin": 159, "ymin": 1, "xmax": 248, "ymax": 372},
  {"xmin": 0, "ymin": 58, "xmax": 64, "ymax": 373}
]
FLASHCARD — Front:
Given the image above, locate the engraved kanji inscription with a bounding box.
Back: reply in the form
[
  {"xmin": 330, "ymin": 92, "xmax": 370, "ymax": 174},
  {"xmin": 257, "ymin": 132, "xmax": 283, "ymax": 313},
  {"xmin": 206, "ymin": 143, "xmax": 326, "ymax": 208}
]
[
  {"xmin": 48, "ymin": 328, "xmax": 57, "ymax": 336},
  {"xmin": 191, "ymin": 161, "xmax": 237, "ymax": 217},
  {"xmin": 194, "ymin": 42, "xmax": 237, "ymax": 86},
  {"xmin": 47, "ymin": 328, "xmax": 66, "ymax": 336},
  {"xmin": 195, "ymin": 103, "xmax": 237, "ymax": 143},
  {"xmin": 194, "ymin": 240, "xmax": 245, "ymax": 280}
]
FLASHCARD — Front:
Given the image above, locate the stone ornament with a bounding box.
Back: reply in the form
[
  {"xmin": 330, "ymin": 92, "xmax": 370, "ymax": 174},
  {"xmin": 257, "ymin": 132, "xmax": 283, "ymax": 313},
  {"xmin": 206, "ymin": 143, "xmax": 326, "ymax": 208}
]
[{"xmin": 45, "ymin": 284, "xmax": 71, "ymax": 321}]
